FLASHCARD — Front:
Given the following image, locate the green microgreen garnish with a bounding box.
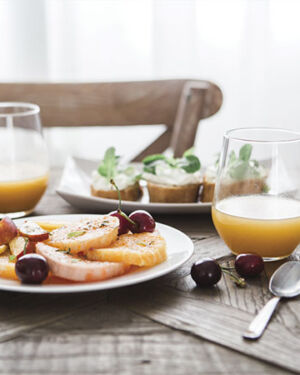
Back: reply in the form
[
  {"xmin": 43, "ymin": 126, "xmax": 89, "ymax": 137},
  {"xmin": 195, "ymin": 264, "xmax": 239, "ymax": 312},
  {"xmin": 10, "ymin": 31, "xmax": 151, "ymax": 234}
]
[
  {"xmin": 262, "ymin": 183, "xmax": 270, "ymax": 193},
  {"xmin": 97, "ymin": 147, "xmax": 120, "ymax": 181},
  {"xmin": 142, "ymin": 147, "xmax": 201, "ymax": 175},
  {"xmin": 142, "ymin": 154, "xmax": 167, "ymax": 165},
  {"xmin": 97, "ymin": 147, "xmax": 140, "ymax": 183},
  {"xmin": 67, "ymin": 231, "xmax": 85, "ymax": 238},
  {"xmin": 178, "ymin": 155, "xmax": 201, "ymax": 173},
  {"xmin": 9, "ymin": 255, "xmax": 16, "ymax": 262},
  {"xmin": 227, "ymin": 144, "xmax": 262, "ymax": 181},
  {"xmin": 239, "ymin": 144, "xmax": 252, "ymax": 162}
]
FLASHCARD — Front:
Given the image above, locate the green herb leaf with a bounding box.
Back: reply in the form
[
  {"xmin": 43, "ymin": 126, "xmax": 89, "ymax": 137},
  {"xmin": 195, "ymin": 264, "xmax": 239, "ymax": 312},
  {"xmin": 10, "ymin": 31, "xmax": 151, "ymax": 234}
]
[
  {"xmin": 9, "ymin": 255, "xmax": 16, "ymax": 262},
  {"xmin": 143, "ymin": 165, "xmax": 156, "ymax": 174},
  {"xmin": 67, "ymin": 231, "xmax": 85, "ymax": 238},
  {"xmin": 228, "ymin": 150, "xmax": 237, "ymax": 164},
  {"xmin": 97, "ymin": 147, "xmax": 119, "ymax": 181},
  {"xmin": 142, "ymin": 154, "xmax": 167, "ymax": 165},
  {"xmin": 239, "ymin": 144, "xmax": 252, "ymax": 162},
  {"xmin": 262, "ymin": 183, "xmax": 270, "ymax": 193},
  {"xmin": 123, "ymin": 166, "xmax": 135, "ymax": 176},
  {"xmin": 181, "ymin": 155, "xmax": 201, "ymax": 173},
  {"xmin": 183, "ymin": 147, "xmax": 195, "ymax": 157},
  {"xmin": 229, "ymin": 160, "xmax": 249, "ymax": 180},
  {"xmin": 143, "ymin": 149, "xmax": 201, "ymax": 175}
]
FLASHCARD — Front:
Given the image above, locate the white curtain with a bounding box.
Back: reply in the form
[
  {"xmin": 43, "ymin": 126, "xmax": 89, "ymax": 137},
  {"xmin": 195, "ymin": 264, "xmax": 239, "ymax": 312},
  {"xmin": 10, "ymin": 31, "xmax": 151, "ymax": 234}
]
[{"xmin": 0, "ymin": 0, "xmax": 300, "ymax": 165}]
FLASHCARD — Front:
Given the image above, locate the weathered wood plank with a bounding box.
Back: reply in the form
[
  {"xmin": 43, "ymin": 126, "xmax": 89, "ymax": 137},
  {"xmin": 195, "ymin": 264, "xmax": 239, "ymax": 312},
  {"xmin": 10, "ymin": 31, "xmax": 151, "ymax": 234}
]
[
  {"xmin": 110, "ymin": 285, "xmax": 300, "ymax": 374},
  {"xmin": 0, "ymin": 292, "xmax": 106, "ymax": 343},
  {"xmin": 0, "ymin": 303, "xmax": 291, "ymax": 375}
]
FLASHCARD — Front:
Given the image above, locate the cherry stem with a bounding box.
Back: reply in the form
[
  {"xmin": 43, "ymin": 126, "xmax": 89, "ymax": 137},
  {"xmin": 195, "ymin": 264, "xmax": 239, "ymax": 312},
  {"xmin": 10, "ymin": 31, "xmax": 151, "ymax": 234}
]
[
  {"xmin": 110, "ymin": 179, "xmax": 138, "ymax": 229},
  {"xmin": 221, "ymin": 267, "xmax": 246, "ymax": 288},
  {"xmin": 220, "ymin": 266, "xmax": 235, "ymax": 271},
  {"xmin": 119, "ymin": 210, "xmax": 137, "ymax": 227},
  {"xmin": 110, "ymin": 179, "xmax": 122, "ymax": 212}
]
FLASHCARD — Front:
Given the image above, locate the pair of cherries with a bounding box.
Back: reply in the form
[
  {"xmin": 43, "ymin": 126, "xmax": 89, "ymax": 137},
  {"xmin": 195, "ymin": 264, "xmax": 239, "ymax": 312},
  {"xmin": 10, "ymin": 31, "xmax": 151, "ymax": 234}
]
[
  {"xmin": 191, "ymin": 254, "xmax": 264, "ymax": 287},
  {"xmin": 110, "ymin": 210, "xmax": 155, "ymax": 235},
  {"xmin": 109, "ymin": 179, "xmax": 155, "ymax": 235}
]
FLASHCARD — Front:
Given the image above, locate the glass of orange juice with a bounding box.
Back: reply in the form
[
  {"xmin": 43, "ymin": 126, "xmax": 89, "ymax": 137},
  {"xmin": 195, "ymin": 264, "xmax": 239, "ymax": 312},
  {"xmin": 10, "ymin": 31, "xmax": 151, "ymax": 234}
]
[
  {"xmin": 212, "ymin": 128, "xmax": 300, "ymax": 261},
  {"xmin": 0, "ymin": 102, "xmax": 48, "ymax": 218}
]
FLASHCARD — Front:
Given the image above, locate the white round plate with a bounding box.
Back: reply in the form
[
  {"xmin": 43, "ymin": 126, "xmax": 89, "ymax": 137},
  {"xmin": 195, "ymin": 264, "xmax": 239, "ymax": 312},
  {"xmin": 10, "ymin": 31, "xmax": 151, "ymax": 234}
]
[
  {"xmin": 0, "ymin": 214, "xmax": 194, "ymax": 293},
  {"xmin": 56, "ymin": 157, "xmax": 211, "ymax": 214}
]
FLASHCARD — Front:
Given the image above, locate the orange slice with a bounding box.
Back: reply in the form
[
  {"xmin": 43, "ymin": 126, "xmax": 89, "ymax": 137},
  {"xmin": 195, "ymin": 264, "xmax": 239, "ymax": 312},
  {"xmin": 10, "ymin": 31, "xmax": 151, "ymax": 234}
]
[
  {"xmin": 86, "ymin": 231, "xmax": 167, "ymax": 267},
  {"xmin": 36, "ymin": 243, "xmax": 130, "ymax": 282},
  {"xmin": 34, "ymin": 221, "xmax": 67, "ymax": 232},
  {"xmin": 47, "ymin": 216, "xmax": 119, "ymax": 254},
  {"xmin": 0, "ymin": 252, "xmax": 17, "ymax": 280}
]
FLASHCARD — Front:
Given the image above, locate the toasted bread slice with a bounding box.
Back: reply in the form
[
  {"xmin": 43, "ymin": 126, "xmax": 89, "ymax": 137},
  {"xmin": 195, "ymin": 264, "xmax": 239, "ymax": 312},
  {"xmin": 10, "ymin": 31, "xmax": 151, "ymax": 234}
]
[
  {"xmin": 47, "ymin": 216, "xmax": 119, "ymax": 254},
  {"xmin": 86, "ymin": 231, "xmax": 167, "ymax": 267},
  {"xmin": 36, "ymin": 242, "xmax": 130, "ymax": 282},
  {"xmin": 219, "ymin": 178, "xmax": 266, "ymax": 200},
  {"xmin": 201, "ymin": 178, "xmax": 215, "ymax": 202},
  {"xmin": 146, "ymin": 182, "xmax": 200, "ymax": 203},
  {"xmin": 91, "ymin": 181, "xmax": 142, "ymax": 201},
  {"xmin": 0, "ymin": 251, "xmax": 17, "ymax": 280}
]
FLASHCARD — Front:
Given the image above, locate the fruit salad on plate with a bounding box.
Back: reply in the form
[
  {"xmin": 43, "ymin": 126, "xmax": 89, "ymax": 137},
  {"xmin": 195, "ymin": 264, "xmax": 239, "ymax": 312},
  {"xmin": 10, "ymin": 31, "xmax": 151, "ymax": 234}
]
[{"xmin": 0, "ymin": 195, "xmax": 167, "ymax": 285}]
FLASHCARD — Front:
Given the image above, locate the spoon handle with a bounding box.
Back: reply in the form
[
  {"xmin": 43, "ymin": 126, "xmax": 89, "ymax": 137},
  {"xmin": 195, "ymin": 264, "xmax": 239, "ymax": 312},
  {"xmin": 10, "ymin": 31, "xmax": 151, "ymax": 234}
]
[{"xmin": 243, "ymin": 296, "xmax": 281, "ymax": 340}]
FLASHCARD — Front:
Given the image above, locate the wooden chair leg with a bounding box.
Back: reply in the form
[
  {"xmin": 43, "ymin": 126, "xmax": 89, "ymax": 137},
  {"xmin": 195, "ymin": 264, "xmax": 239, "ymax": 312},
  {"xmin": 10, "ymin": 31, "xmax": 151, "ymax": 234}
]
[{"xmin": 171, "ymin": 81, "xmax": 222, "ymax": 157}]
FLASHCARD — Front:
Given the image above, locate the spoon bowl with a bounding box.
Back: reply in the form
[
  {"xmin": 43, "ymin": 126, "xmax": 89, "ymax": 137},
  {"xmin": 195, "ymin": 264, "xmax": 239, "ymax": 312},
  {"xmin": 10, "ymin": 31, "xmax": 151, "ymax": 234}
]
[{"xmin": 270, "ymin": 261, "xmax": 300, "ymax": 298}]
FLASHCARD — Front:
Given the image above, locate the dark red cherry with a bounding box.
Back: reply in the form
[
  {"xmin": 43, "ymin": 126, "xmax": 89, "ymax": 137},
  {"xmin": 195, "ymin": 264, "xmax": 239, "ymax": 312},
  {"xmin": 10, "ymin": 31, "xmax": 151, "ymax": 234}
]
[
  {"xmin": 128, "ymin": 210, "xmax": 156, "ymax": 233},
  {"xmin": 191, "ymin": 258, "xmax": 222, "ymax": 287},
  {"xmin": 109, "ymin": 210, "xmax": 130, "ymax": 235},
  {"xmin": 235, "ymin": 254, "xmax": 264, "ymax": 278},
  {"xmin": 15, "ymin": 254, "xmax": 49, "ymax": 284}
]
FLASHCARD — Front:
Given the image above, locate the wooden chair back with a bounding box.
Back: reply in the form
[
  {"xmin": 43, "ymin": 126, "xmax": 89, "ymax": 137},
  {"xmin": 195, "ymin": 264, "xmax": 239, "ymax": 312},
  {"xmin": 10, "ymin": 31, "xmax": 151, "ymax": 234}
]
[{"xmin": 0, "ymin": 80, "xmax": 222, "ymax": 160}]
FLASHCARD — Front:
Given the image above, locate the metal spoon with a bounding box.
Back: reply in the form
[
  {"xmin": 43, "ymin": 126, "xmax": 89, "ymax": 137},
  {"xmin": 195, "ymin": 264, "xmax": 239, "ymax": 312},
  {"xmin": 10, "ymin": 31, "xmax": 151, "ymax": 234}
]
[{"xmin": 243, "ymin": 261, "xmax": 300, "ymax": 340}]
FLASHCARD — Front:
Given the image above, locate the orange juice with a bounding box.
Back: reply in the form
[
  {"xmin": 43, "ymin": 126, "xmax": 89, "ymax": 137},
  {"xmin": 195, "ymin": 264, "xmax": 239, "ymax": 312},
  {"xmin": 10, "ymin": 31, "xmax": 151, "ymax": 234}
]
[
  {"xmin": 212, "ymin": 195, "xmax": 300, "ymax": 259},
  {"xmin": 0, "ymin": 163, "xmax": 48, "ymax": 214}
]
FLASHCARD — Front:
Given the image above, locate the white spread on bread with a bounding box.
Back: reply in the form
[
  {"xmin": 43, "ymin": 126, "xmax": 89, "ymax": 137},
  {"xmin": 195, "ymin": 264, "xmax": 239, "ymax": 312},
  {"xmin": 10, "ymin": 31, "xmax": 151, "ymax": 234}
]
[
  {"xmin": 143, "ymin": 164, "xmax": 201, "ymax": 186},
  {"xmin": 92, "ymin": 169, "xmax": 137, "ymax": 191}
]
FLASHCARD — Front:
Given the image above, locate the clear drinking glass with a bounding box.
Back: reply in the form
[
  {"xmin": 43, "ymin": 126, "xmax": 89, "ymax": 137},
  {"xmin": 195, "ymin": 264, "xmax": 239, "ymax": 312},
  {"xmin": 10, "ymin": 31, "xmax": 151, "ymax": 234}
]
[
  {"xmin": 0, "ymin": 103, "xmax": 49, "ymax": 218},
  {"xmin": 212, "ymin": 128, "xmax": 300, "ymax": 261}
]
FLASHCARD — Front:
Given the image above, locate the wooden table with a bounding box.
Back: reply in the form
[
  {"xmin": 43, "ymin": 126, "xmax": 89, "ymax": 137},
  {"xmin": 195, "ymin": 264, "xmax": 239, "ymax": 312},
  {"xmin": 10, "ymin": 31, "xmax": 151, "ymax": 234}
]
[{"xmin": 0, "ymin": 169, "xmax": 299, "ymax": 375}]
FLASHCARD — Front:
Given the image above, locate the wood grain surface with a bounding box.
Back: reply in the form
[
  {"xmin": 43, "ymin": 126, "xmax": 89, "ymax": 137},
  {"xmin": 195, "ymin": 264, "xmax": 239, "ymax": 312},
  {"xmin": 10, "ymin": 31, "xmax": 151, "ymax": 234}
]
[{"xmin": 0, "ymin": 168, "xmax": 298, "ymax": 375}]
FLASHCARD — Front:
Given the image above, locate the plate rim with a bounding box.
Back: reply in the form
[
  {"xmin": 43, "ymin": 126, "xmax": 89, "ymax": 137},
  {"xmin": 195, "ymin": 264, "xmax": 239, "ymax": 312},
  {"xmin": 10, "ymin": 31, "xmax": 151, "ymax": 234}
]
[
  {"xmin": 56, "ymin": 187, "xmax": 211, "ymax": 209},
  {"xmin": 56, "ymin": 155, "xmax": 212, "ymax": 209},
  {"xmin": 0, "ymin": 214, "xmax": 194, "ymax": 294}
]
